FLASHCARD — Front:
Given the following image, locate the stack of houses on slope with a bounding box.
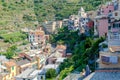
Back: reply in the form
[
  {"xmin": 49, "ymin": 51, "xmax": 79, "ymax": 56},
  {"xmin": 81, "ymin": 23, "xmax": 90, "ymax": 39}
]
[
  {"xmin": 64, "ymin": 0, "xmax": 120, "ymax": 80},
  {"xmin": 1, "ymin": 0, "xmax": 120, "ymax": 80},
  {"xmin": 28, "ymin": 27, "xmax": 49, "ymax": 50},
  {"xmin": 94, "ymin": 0, "xmax": 119, "ymax": 37},
  {"xmin": 67, "ymin": 7, "xmax": 94, "ymax": 35},
  {"xmin": 0, "ymin": 25, "xmax": 68, "ymax": 80},
  {"xmin": 84, "ymin": 0, "xmax": 120, "ymax": 80}
]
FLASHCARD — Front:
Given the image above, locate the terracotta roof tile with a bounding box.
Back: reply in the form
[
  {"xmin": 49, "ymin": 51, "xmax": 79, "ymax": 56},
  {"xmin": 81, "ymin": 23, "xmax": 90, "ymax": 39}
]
[
  {"xmin": 35, "ymin": 31, "xmax": 45, "ymax": 36},
  {"xmin": 29, "ymin": 30, "xmax": 45, "ymax": 36},
  {"xmin": 19, "ymin": 53, "xmax": 32, "ymax": 61}
]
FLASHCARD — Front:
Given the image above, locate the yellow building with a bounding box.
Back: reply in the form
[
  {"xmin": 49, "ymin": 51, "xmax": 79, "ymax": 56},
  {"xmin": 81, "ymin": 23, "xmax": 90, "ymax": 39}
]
[{"xmin": 0, "ymin": 61, "xmax": 17, "ymax": 80}]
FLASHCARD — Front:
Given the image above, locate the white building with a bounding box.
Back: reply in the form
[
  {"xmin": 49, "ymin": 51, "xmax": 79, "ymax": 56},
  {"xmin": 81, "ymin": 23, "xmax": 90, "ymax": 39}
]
[{"xmin": 15, "ymin": 68, "xmax": 45, "ymax": 80}]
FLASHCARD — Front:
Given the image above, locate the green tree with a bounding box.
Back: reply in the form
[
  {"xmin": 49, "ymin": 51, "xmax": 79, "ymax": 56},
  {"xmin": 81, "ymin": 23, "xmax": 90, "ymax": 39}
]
[
  {"xmin": 5, "ymin": 50, "xmax": 14, "ymax": 59},
  {"xmin": 46, "ymin": 68, "xmax": 56, "ymax": 79},
  {"xmin": 59, "ymin": 65, "xmax": 74, "ymax": 80},
  {"xmin": 5, "ymin": 45, "xmax": 17, "ymax": 59}
]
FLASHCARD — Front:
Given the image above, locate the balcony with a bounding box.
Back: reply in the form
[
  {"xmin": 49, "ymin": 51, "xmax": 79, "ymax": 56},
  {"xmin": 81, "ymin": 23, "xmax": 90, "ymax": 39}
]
[{"xmin": 99, "ymin": 51, "xmax": 120, "ymax": 68}]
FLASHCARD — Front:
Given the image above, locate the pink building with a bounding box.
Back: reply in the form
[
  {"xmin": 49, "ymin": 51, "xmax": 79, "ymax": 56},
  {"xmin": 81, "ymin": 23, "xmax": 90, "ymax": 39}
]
[
  {"xmin": 95, "ymin": 16, "xmax": 109, "ymax": 37},
  {"xmin": 95, "ymin": 3, "xmax": 115, "ymax": 37},
  {"xmin": 101, "ymin": 4, "xmax": 114, "ymax": 15}
]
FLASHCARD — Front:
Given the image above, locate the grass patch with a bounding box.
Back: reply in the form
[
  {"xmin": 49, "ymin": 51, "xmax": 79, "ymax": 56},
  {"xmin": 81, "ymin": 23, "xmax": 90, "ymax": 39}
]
[
  {"xmin": 0, "ymin": 30, "xmax": 8, "ymax": 35},
  {"xmin": 46, "ymin": 78, "xmax": 56, "ymax": 80},
  {"xmin": 1, "ymin": 31, "xmax": 27, "ymax": 43}
]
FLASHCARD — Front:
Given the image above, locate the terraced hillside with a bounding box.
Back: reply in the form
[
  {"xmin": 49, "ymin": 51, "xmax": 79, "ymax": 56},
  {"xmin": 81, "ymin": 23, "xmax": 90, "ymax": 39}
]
[
  {"xmin": 0, "ymin": 0, "xmax": 38, "ymax": 30},
  {"xmin": 0, "ymin": 0, "xmax": 110, "ymax": 30},
  {"xmin": 34, "ymin": 0, "xmax": 110, "ymax": 22}
]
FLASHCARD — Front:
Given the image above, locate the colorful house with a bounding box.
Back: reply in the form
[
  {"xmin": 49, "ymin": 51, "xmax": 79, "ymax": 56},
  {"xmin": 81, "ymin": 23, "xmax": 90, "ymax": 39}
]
[
  {"xmin": 28, "ymin": 27, "xmax": 46, "ymax": 49},
  {"xmin": 0, "ymin": 61, "xmax": 17, "ymax": 80},
  {"xmin": 28, "ymin": 27, "xmax": 45, "ymax": 43},
  {"xmin": 68, "ymin": 15, "xmax": 80, "ymax": 31},
  {"xmin": 94, "ymin": 15, "xmax": 109, "ymax": 37},
  {"xmin": 13, "ymin": 53, "xmax": 39, "ymax": 74},
  {"xmin": 97, "ymin": 2, "xmax": 115, "ymax": 16},
  {"xmin": 84, "ymin": 16, "xmax": 120, "ymax": 80},
  {"xmin": 101, "ymin": 4, "xmax": 114, "ymax": 15}
]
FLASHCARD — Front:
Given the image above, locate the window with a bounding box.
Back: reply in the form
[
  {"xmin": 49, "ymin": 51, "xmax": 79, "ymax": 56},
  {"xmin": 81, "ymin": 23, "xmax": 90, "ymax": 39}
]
[
  {"xmin": 109, "ymin": 10, "xmax": 111, "ymax": 12},
  {"xmin": 115, "ymin": 12, "xmax": 118, "ymax": 16},
  {"xmin": 113, "ymin": 23, "xmax": 115, "ymax": 28},
  {"xmin": 12, "ymin": 66, "xmax": 14, "ymax": 70},
  {"xmin": 108, "ymin": 26, "xmax": 111, "ymax": 30},
  {"xmin": 113, "ymin": 23, "xmax": 118, "ymax": 28},
  {"xmin": 41, "ymin": 76, "xmax": 43, "ymax": 79},
  {"xmin": 119, "ymin": 24, "xmax": 120, "ymax": 28},
  {"xmin": 108, "ymin": 19, "xmax": 111, "ymax": 23}
]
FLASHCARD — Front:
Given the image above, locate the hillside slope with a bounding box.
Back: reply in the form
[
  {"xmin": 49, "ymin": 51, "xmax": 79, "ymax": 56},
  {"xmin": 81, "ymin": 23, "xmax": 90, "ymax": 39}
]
[
  {"xmin": 0, "ymin": 0, "xmax": 110, "ymax": 30},
  {"xmin": 0, "ymin": 0, "xmax": 38, "ymax": 30},
  {"xmin": 34, "ymin": 0, "xmax": 110, "ymax": 22}
]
